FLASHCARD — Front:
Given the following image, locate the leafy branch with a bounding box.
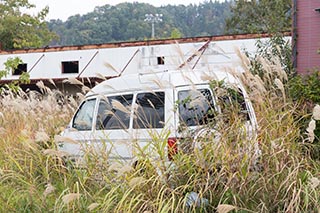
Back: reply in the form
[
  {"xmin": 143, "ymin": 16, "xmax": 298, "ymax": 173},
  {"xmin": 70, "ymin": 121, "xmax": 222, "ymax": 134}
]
[{"xmin": 0, "ymin": 57, "xmax": 30, "ymax": 92}]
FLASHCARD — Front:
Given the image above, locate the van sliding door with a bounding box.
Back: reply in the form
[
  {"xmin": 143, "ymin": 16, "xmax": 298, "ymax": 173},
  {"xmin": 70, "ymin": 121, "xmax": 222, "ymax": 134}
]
[
  {"xmin": 93, "ymin": 94, "xmax": 133, "ymax": 161},
  {"xmin": 132, "ymin": 91, "xmax": 166, "ymax": 157}
]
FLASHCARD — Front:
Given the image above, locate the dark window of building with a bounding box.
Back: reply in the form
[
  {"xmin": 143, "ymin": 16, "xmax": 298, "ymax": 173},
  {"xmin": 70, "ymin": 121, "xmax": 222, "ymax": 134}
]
[
  {"xmin": 133, "ymin": 92, "xmax": 165, "ymax": 129},
  {"xmin": 157, "ymin": 56, "xmax": 165, "ymax": 65},
  {"xmin": 13, "ymin": 63, "xmax": 27, "ymax": 75},
  {"xmin": 62, "ymin": 61, "xmax": 79, "ymax": 73}
]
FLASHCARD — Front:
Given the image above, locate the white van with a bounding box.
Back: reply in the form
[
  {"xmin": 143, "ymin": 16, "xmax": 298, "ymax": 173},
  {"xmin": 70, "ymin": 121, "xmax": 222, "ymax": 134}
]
[{"xmin": 58, "ymin": 68, "xmax": 258, "ymax": 166}]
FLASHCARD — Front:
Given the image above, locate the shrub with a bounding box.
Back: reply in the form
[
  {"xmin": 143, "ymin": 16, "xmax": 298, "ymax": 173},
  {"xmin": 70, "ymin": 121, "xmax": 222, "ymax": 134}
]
[{"xmin": 288, "ymin": 70, "xmax": 320, "ymax": 159}]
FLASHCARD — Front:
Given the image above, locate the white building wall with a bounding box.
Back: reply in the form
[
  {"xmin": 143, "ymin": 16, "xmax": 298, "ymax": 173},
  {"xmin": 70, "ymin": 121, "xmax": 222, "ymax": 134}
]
[{"xmin": 0, "ymin": 37, "xmax": 286, "ymax": 82}]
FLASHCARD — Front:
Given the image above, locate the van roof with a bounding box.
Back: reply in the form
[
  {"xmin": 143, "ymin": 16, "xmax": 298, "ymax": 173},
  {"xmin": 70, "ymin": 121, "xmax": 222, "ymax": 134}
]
[{"xmin": 87, "ymin": 68, "xmax": 240, "ymax": 97}]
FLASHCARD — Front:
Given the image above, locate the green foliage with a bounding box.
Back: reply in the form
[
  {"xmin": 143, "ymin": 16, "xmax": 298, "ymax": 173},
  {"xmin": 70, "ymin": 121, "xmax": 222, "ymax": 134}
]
[
  {"xmin": 170, "ymin": 28, "xmax": 182, "ymax": 39},
  {"xmin": 242, "ymin": 28, "xmax": 320, "ymax": 160},
  {"xmin": 289, "ymin": 71, "xmax": 320, "ymax": 104},
  {"xmin": 288, "ymin": 71, "xmax": 320, "ymax": 158},
  {"xmin": 242, "ymin": 30, "xmax": 320, "ymax": 160},
  {"xmin": 0, "ymin": 57, "xmax": 30, "ymax": 92},
  {"xmin": 225, "ymin": 0, "xmax": 291, "ymax": 34},
  {"xmin": 243, "ymin": 33, "xmax": 293, "ymax": 92},
  {"xmin": 3, "ymin": 57, "xmax": 22, "ymax": 76},
  {"xmin": 0, "ymin": 0, "xmax": 57, "ymax": 50},
  {"xmin": 255, "ymin": 34, "xmax": 294, "ymax": 76},
  {"xmin": 47, "ymin": 2, "xmax": 231, "ymax": 46}
]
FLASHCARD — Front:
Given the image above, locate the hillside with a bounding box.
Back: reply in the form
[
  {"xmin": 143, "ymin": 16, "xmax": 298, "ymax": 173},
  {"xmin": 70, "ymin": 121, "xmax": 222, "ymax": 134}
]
[{"xmin": 47, "ymin": 1, "xmax": 231, "ymax": 46}]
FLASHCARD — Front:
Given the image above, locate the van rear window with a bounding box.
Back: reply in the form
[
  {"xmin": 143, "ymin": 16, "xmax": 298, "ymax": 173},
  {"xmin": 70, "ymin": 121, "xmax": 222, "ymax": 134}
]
[
  {"xmin": 178, "ymin": 89, "xmax": 215, "ymax": 126},
  {"xmin": 133, "ymin": 92, "xmax": 165, "ymax": 129},
  {"xmin": 218, "ymin": 89, "xmax": 250, "ymax": 121},
  {"xmin": 72, "ymin": 99, "xmax": 96, "ymax": 131},
  {"xmin": 96, "ymin": 94, "xmax": 133, "ymax": 130}
]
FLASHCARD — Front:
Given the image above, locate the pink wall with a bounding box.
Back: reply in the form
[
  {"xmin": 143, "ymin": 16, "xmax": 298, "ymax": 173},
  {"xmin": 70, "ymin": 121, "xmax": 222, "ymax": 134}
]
[{"xmin": 296, "ymin": 1, "xmax": 320, "ymax": 74}]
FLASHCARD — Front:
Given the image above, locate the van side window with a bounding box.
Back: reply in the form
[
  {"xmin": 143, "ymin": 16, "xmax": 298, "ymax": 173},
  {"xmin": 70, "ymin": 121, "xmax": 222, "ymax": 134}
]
[
  {"xmin": 134, "ymin": 92, "xmax": 165, "ymax": 129},
  {"xmin": 178, "ymin": 89, "xmax": 215, "ymax": 126},
  {"xmin": 96, "ymin": 94, "xmax": 133, "ymax": 130},
  {"xmin": 219, "ymin": 89, "xmax": 250, "ymax": 121},
  {"xmin": 72, "ymin": 99, "xmax": 96, "ymax": 131}
]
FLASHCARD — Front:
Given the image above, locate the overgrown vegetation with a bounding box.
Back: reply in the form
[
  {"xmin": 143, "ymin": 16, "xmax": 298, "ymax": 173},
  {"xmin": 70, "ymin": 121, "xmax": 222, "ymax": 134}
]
[
  {"xmin": 288, "ymin": 71, "xmax": 320, "ymax": 159},
  {"xmin": 225, "ymin": 0, "xmax": 291, "ymax": 34},
  {"xmin": 1, "ymin": 0, "xmax": 319, "ymax": 211},
  {"xmin": 0, "ymin": 44, "xmax": 319, "ymax": 212},
  {"xmin": 243, "ymin": 32, "xmax": 320, "ymax": 161},
  {"xmin": 0, "ymin": 57, "xmax": 30, "ymax": 92}
]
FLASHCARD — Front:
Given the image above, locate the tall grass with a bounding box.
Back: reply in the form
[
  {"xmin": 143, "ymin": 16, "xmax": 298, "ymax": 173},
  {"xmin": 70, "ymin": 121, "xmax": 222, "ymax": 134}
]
[{"xmin": 0, "ymin": 50, "xmax": 319, "ymax": 212}]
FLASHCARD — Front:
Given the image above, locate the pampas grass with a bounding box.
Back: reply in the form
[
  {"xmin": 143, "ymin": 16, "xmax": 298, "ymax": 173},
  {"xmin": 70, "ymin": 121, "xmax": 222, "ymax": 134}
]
[{"xmin": 0, "ymin": 48, "xmax": 319, "ymax": 212}]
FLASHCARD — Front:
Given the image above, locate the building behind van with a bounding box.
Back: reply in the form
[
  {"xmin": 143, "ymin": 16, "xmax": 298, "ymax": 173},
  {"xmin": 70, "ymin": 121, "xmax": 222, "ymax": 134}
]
[{"xmin": 0, "ymin": 33, "xmax": 290, "ymax": 93}]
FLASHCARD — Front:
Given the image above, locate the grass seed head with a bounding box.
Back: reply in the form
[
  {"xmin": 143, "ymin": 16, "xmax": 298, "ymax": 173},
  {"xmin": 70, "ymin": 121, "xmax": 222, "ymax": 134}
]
[
  {"xmin": 62, "ymin": 193, "xmax": 81, "ymax": 205},
  {"xmin": 312, "ymin": 104, "xmax": 320, "ymax": 120},
  {"xmin": 88, "ymin": 203, "xmax": 99, "ymax": 211},
  {"xmin": 217, "ymin": 204, "xmax": 237, "ymax": 213},
  {"xmin": 306, "ymin": 119, "xmax": 316, "ymax": 143},
  {"xmin": 43, "ymin": 183, "xmax": 55, "ymax": 197},
  {"xmin": 309, "ymin": 177, "xmax": 320, "ymax": 189},
  {"xmin": 35, "ymin": 130, "xmax": 50, "ymax": 142},
  {"xmin": 129, "ymin": 177, "xmax": 146, "ymax": 188}
]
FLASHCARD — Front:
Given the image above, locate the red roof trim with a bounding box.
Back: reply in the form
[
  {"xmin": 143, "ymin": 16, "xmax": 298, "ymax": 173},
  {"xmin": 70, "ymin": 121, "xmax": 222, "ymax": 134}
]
[
  {"xmin": 0, "ymin": 32, "xmax": 291, "ymax": 55},
  {"xmin": 0, "ymin": 77, "xmax": 106, "ymax": 84}
]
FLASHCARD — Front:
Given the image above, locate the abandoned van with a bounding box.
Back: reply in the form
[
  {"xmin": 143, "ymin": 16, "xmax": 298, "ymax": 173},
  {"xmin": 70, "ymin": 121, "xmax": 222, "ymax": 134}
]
[{"xmin": 57, "ymin": 69, "xmax": 258, "ymax": 165}]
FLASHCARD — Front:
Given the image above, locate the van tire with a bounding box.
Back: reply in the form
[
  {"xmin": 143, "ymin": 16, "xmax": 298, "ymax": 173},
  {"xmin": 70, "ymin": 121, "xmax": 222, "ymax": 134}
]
[{"xmin": 192, "ymin": 127, "xmax": 220, "ymax": 152}]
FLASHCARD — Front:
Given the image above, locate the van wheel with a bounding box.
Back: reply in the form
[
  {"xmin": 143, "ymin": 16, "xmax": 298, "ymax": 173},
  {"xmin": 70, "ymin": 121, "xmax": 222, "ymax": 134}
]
[
  {"xmin": 191, "ymin": 127, "xmax": 221, "ymax": 171},
  {"xmin": 192, "ymin": 127, "xmax": 220, "ymax": 153}
]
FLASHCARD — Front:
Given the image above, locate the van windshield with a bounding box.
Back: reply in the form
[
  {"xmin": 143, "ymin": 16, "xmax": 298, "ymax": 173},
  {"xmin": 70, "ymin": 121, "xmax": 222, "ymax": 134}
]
[
  {"xmin": 178, "ymin": 89, "xmax": 216, "ymax": 126},
  {"xmin": 72, "ymin": 99, "xmax": 96, "ymax": 131}
]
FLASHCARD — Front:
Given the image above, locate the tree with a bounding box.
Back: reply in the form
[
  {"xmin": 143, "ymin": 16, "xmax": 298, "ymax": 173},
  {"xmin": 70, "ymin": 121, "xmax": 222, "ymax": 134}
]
[
  {"xmin": 225, "ymin": 0, "xmax": 291, "ymax": 34},
  {"xmin": 47, "ymin": 2, "xmax": 231, "ymax": 46},
  {"xmin": 170, "ymin": 28, "xmax": 182, "ymax": 39},
  {"xmin": 0, "ymin": 0, "xmax": 57, "ymax": 50},
  {"xmin": 0, "ymin": 57, "xmax": 30, "ymax": 92}
]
